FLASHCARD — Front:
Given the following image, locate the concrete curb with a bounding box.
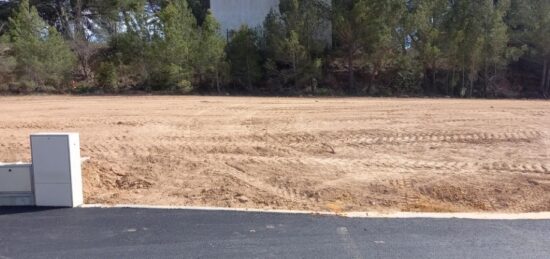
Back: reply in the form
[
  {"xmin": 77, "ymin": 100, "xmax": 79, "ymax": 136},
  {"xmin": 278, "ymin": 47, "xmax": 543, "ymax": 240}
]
[{"xmin": 82, "ymin": 204, "xmax": 550, "ymax": 220}]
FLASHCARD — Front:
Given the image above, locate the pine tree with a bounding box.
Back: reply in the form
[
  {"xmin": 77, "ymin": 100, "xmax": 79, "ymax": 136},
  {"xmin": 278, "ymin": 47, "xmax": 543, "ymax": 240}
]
[
  {"xmin": 262, "ymin": 0, "xmax": 326, "ymax": 93},
  {"xmin": 479, "ymin": 0, "xmax": 515, "ymax": 97},
  {"xmin": 226, "ymin": 26, "xmax": 262, "ymax": 92},
  {"xmin": 355, "ymin": 0, "xmax": 404, "ymax": 94},
  {"xmin": 333, "ymin": 0, "xmax": 365, "ymax": 94},
  {"xmin": 149, "ymin": 0, "xmax": 198, "ymax": 91},
  {"xmin": 447, "ymin": 1, "xmax": 485, "ymax": 97},
  {"xmin": 4, "ymin": 0, "xmax": 75, "ymax": 91},
  {"xmin": 509, "ymin": 0, "xmax": 550, "ymax": 97},
  {"xmin": 195, "ymin": 11, "xmax": 227, "ymax": 93},
  {"xmin": 410, "ymin": 0, "xmax": 448, "ymax": 94}
]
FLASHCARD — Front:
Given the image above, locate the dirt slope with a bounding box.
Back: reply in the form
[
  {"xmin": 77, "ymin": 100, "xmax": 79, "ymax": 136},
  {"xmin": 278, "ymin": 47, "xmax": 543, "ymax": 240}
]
[{"xmin": 0, "ymin": 96, "xmax": 549, "ymax": 212}]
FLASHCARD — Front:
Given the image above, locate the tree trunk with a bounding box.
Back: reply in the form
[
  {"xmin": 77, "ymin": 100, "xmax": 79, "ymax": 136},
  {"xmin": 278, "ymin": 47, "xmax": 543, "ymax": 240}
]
[
  {"xmin": 445, "ymin": 70, "xmax": 450, "ymax": 96},
  {"xmin": 422, "ymin": 69, "xmax": 428, "ymax": 94},
  {"xmin": 432, "ymin": 69, "xmax": 436, "ymax": 94},
  {"xmin": 367, "ymin": 71, "xmax": 376, "ymax": 95},
  {"xmin": 541, "ymin": 60, "xmax": 548, "ymax": 97},
  {"xmin": 292, "ymin": 52, "xmax": 298, "ymax": 92},
  {"xmin": 55, "ymin": 0, "xmax": 71, "ymax": 39},
  {"xmin": 246, "ymin": 57, "xmax": 251, "ymax": 91},
  {"xmin": 451, "ymin": 69, "xmax": 456, "ymax": 96},
  {"xmin": 483, "ymin": 61, "xmax": 489, "ymax": 98},
  {"xmin": 461, "ymin": 67, "xmax": 466, "ymax": 97},
  {"xmin": 347, "ymin": 49, "xmax": 355, "ymax": 94},
  {"xmin": 545, "ymin": 61, "xmax": 550, "ymax": 98},
  {"xmin": 74, "ymin": 0, "xmax": 84, "ymax": 40},
  {"xmin": 216, "ymin": 70, "xmax": 221, "ymax": 94},
  {"xmin": 469, "ymin": 77, "xmax": 474, "ymax": 98},
  {"xmin": 432, "ymin": 59, "xmax": 437, "ymax": 94}
]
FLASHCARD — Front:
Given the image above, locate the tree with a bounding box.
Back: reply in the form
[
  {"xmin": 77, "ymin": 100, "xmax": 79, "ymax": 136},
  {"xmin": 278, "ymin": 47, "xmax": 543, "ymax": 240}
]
[
  {"xmin": 148, "ymin": 0, "xmax": 198, "ymax": 91},
  {"xmin": 186, "ymin": 0, "xmax": 209, "ymax": 25},
  {"xmin": 446, "ymin": 0, "xmax": 516, "ymax": 97},
  {"xmin": 261, "ymin": 0, "xmax": 326, "ymax": 93},
  {"xmin": 478, "ymin": 0, "xmax": 517, "ymax": 97},
  {"xmin": 226, "ymin": 26, "xmax": 262, "ymax": 91},
  {"xmin": 409, "ymin": 0, "xmax": 448, "ymax": 94},
  {"xmin": 333, "ymin": 0, "xmax": 365, "ymax": 93},
  {"xmin": 354, "ymin": 0, "xmax": 404, "ymax": 94},
  {"xmin": 3, "ymin": 0, "xmax": 75, "ymax": 90},
  {"xmin": 194, "ymin": 11, "xmax": 227, "ymax": 93},
  {"xmin": 333, "ymin": 0, "xmax": 403, "ymax": 94},
  {"xmin": 446, "ymin": 1, "xmax": 486, "ymax": 97},
  {"xmin": 509, "ymin": 0, "xmax": 550, "ymax": 97}
]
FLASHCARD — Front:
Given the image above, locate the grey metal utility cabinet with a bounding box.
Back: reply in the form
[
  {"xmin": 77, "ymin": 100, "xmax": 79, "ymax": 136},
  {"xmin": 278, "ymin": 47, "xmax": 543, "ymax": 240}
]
[{"xmin": 31, "ymin": 133, "xmax": 83, "ymax": 207}]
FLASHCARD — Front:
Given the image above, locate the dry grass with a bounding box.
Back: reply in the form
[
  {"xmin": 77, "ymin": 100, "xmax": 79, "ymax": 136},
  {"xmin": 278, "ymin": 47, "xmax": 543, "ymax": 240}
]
[{"xmin": 0, "ymin": 96, "xmax": 549, "ymax": 212}]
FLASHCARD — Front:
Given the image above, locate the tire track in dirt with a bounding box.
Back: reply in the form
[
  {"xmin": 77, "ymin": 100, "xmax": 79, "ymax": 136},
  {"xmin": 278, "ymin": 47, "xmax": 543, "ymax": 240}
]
[
  {"xmin": 341, "ymin": 130, "xmax": 542, "ymax": 146},
  {"xmin": 223, "ymin": 162, "xmax": 316, "ymax": 203},
  {"xmin": 3, "ymin": 96, "xmax": 549, "ymax": 212},
  {"xmin": 211, "ymin": 154, "xmax": 550, "ymax": 175}
]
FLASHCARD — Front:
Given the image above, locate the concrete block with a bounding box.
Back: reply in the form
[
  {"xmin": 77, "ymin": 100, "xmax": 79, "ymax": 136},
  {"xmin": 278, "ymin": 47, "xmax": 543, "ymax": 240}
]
[
  {"xmin": 0, "ymin": 192, "xmax": 35, "ymax": 206},
  {"xmin": 0, "ymin": 164, "xmax": 32, "ymax": 192}
]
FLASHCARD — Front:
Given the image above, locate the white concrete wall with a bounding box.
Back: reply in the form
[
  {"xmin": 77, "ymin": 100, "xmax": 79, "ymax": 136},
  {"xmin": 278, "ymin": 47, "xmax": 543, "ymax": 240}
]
[
  {"xmin": 0, "ymin": 164, "xmax": 32, "ymax": 192},
  {"xmin": 210, "ymin": 0, "xmax": 279, "ymax": 34},
  {"xmin": 0, "ymin": 163, "xmax": 34, "ymax": 206}
]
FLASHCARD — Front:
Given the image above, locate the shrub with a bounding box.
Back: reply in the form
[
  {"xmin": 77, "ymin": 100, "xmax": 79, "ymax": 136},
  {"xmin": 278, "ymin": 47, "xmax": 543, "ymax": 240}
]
[{"xmin": 96, "ymin": 62, "xmax": 118, "ymax": 92}]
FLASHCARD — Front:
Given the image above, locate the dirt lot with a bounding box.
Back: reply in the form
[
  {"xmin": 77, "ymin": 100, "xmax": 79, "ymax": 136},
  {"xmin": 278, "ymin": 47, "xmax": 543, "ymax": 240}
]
[{"xmin": 0, "ymin": 96, "xmax": 549, "ymax": 212}]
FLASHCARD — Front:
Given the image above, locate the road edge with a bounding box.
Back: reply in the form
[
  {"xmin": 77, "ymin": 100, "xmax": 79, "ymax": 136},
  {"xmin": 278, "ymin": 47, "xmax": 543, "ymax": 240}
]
[{"xmin": 81, "ymin": 204, "xmax": 550, "ymax": 220}]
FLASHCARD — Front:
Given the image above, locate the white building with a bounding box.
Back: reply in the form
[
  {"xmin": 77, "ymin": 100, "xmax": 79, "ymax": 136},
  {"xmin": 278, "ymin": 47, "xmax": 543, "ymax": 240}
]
[
  {"xmin": 209, "ymin": 0, "xmax": 280, "ymax": 35},
  {"xmin": 209, "ymin": 0, "xmax": 331, "ymax": 46}
]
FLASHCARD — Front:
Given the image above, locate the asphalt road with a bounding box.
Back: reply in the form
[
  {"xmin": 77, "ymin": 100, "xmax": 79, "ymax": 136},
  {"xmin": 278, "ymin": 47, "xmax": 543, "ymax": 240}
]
[{"xmin": 1, "ymin": 207, "xmax": 549, "ymax": 259}]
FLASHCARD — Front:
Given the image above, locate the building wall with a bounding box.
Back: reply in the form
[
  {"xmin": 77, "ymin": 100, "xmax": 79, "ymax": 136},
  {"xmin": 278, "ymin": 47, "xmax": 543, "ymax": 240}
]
[
  {"xmin": 209, "ymin": 0, "xmax": 331, "ymax": 46},
  {"xmin": 210, "ymin": 0, "xmax": 279, "ymax": 35}
]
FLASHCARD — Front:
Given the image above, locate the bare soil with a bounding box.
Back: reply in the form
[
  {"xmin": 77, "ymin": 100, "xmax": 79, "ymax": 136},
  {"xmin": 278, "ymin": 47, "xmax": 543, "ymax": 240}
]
[{"xmin": 0, "ymin": 96, "xmax": 549, "ymax": 212}]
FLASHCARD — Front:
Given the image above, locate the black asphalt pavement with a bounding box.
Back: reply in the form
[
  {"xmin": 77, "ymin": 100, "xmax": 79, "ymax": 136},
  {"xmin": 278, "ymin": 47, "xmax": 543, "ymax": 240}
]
[{"xmin": 1, "ymin": 207, "xmax": 549, "ymax": 259}]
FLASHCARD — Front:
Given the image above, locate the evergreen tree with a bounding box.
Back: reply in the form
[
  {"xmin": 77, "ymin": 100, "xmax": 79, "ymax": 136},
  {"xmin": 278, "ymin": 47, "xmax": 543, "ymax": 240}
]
[
  {"xmin": 226, "ymin": 26, "xmax": 262, "ymax": 92},
  {"xmin": 355, "ymin": 0, "xmax": 405, "ymax": 94},
  {"xmin": 194, "ymin": 11, "xmax": 227, "ymax": 93},
  {"xmin": 262, "ymin": 0, "xmax": 326, "ymax": 93},
  {"xmin": 446, "ymin": 1, "xmax": 484, "ymax": 97},
  {"xmin": 333, "ymin": 0, "xmax": 366, "ymax": 93},
  {"xmin": 478, "ymin": 0, "xmax": 516, "ymax": 97},
  {"xmin": 409, "ymin": 0, "xmax": 448, "ymax": 94},
  {"xmin": 106, "ymin": 1, "xmax": 153, "ymax": 89},
  {"xmin": 509, "ymin": 0, "xmax": 550, "ymax": 97},
  {"xmin": 3, "ymin": 0, "xmax": 75, "ymax": 90},
  {"xmin": 149, "ymin": 0, "xmax": 198, "ymax": 91}
]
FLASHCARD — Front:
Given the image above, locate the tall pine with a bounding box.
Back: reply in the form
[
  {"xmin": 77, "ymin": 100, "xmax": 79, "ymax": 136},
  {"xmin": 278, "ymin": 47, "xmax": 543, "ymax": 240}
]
[{"xmin": 4, "ymin": 0, "xmax": 75, "ymax": 91}]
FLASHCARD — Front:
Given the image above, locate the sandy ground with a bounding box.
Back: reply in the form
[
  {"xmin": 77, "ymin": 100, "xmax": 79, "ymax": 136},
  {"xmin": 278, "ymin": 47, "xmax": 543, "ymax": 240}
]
[{"xmin": 0, "ymin": 96, "xmax": 549, "ymax": 212}]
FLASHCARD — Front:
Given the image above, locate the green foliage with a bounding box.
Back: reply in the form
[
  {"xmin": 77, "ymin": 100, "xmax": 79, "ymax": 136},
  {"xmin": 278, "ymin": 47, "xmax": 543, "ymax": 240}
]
[
  {"xmin": 408, "ymin": 0, "xmax": 448, "ymax": 93},
  {"xmin": 186, "ymin": 0, "xmax": 209, "ymax": 25},
  {"xmin": 508, "ymin": 0, "xmax": 550, "ymax": 96},
  {"xmin": 3, "ymin": 0, "xmax": 75, "ymax": 91},
  {"xmin": 107, "ymin": 30, "xmax": 149, "ymax": 87},
  {"xmin": 226, "ymin": 26, "xmax": 262, "ymax": 91},
  {"xmin": 194, "ymin": 11, "xmax": 228, "ymax": 92},
  {"xmin": 0, "ymin": 0, "xmax": 548, "ymax": 97},
  {"xmin": 0, "ymin": 43, "xmax": 16, "ymax": 89},
  {"xmin": 97, "ymin": 61, "xmax": 118, "ymax": 91},
  {"xmin": 105, "ymin": 0, "xmax": 199, "ymax": 92},
  {"xmin": 334, "ymin": 0, "xmax": 405, "ymax": 94},
  {"xmin": 148, "ymin": 0, "xmax": 197, "ymax": 90},
  {"xmin": 261, "ymin": 0, "xmax": 326, "ymax": 93}
]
